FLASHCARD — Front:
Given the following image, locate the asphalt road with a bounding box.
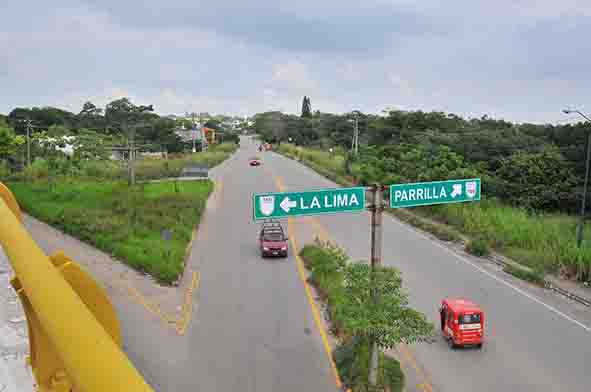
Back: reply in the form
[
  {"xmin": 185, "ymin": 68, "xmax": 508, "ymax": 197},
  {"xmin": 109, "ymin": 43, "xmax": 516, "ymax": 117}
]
[
  {"xmin": 171, "ymin": 137, "xmax": 338, "ymax": 391},
  {"xmin": 261, "ymin": 143, "xmax": 591, "ymax": 392}
]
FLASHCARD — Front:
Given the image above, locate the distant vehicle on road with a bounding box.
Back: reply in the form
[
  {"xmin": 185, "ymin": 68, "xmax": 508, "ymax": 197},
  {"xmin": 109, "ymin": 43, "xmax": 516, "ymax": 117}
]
[
  {"xmin": 259, "ymin": 220, "xmax": 288, "ymax": 258},
  {"xmin": 249, "ymin": 157, "xmax": 261, "ymax": 166},
  {"xmin": 440, "ymin": 298, "xmax": 484, "ymax": 349}
]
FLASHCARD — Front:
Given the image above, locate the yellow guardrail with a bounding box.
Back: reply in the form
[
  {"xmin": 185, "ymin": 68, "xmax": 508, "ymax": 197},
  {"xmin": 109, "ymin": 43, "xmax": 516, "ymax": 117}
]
[{"xmin": 0, "ymin": 182, "xmax": 154, "ymax": 392}]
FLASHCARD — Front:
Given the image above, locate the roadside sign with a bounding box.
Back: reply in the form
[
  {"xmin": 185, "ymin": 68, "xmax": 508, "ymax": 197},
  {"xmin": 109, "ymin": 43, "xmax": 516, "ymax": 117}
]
[
  {"xmin": 390, "ymin": 178, "xmax": 481, "ymax": 208},
  {"xmin": 253, "ymin": 187, "xmax": 366, "ymax": 220}
]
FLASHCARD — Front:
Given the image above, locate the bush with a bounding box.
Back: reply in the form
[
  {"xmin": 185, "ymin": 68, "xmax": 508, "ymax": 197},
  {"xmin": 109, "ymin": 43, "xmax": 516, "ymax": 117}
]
[
  {"xmin": 504, "ymin": 264, "xmax": 545, "ymax": 286},
  {"xmin": 381, "ymin": 355, "xmax": 404, "ymax": 392},
  {"xmin": 0, "ymin": 160, "xmax": 10, "ymax": 180},
  {"xmin": 24, "ymin": 158, "xmax": 50, "ymax": 179},
  {"xmin": 465, "ymin": 238, "xmax": 491, "ymax": 257},
  {"xmin": 79, "ymin": 160, "xmax": 121, "ymax": 179},
  {"xmin": 334, "ymin": 337, "xmax": 404, "ymax": 392}
]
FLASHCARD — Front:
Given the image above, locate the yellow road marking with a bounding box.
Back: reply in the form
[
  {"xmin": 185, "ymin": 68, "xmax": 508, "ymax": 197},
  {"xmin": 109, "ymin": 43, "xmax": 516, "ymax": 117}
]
[
  {"xmin": 398, "ymin": 344, "xmax": 433, "ymax": 392},
  {"xmin": 119, "ymin": 270, "xmax": 200, "ymax": 336},
  {"xmin": 275, "ymin": 176, "xmax": 287, "ymax": 192},
  {"xmin": 176, "ymin": 271, "xmax": 200, "ymax": 335},
  {"xmin": 272, "ymin": 174, "xmax": 341, "ymax": 389},
  {"xmin": 123, "ymin": 282, "xmax": 176, "ymax": 327},
  {"xmin": 288, "ymin": 218, "xmax": 343, "ymax": 389}
]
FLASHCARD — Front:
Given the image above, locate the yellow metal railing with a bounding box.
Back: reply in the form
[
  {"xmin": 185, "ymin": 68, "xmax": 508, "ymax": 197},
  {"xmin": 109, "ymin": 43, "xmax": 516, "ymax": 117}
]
[{"xmin": 0, "ymin": 182, "xmax": 154, "ymax": 392}]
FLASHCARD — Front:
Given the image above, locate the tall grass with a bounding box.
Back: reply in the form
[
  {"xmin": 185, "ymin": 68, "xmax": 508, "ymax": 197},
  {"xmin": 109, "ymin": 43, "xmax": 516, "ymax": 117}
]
[
  {"xmin": 427, "ymin": 199, "xmax": 591, "ymax": 276},
  {"xmin": 8, "ymin": 180, "xmax": 214, "ymax": 284},
  {"xmin": 278, "ymin": 144, "xmax": 355, "ymax": 185}
]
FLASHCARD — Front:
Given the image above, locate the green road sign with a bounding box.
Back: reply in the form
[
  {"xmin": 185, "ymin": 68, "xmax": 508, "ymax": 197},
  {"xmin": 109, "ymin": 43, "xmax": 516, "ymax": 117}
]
[
  {"xmin": 390, "ymin": 178, "xmax": 481, "ymax": 208},
  {"xmin": 253, "ymin": 187, "xmax": 366, "ymax": 220}
]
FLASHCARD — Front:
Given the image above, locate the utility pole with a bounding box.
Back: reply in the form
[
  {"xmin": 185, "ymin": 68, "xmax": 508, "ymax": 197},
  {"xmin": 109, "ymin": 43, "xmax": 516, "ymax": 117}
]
[
  {"xmin": 368, "ymin": 184, "xmax": 384, "ymax": 387},
  {"xmin": 191, "ymin": 112, "xmax": 196, "ymax": 153},
  {"xmin": 349, "ymin": 114, "xmax": 359, "ymax": 155},
  {"xmin": 354, "ymin": 115, "xmax": 359, "ymax": 155},
  {"xmin": 21, "ymin": 119, "xmax": 33, "ymax": 167},
  {"xmin": 563, "ymin": 109, "xmax": 591, "ymax": 248},
  {"xmin": 125, "ymin": 123, "xmax": 137, "ymax": 186}
]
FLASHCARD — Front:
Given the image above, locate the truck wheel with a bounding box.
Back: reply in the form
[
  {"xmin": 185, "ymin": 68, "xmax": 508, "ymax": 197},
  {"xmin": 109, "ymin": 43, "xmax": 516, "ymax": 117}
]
[
  {"xmin": 476, "ymin": 343, "xmax": 483, "ymax": 349},
  {"xmin": 449, "ymin": 338, "xmax": 458, "ymax": 349}
]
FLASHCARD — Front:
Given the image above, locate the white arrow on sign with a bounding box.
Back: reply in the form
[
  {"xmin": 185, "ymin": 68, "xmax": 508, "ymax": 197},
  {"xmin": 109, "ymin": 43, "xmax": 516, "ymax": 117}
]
[
  {"xmin": 451, "ymin": 184, "xmax": 462, "ymax": 198},
  {"xmin": 280, "ymin": 197, "xmax": 297, "ymax": 213}
]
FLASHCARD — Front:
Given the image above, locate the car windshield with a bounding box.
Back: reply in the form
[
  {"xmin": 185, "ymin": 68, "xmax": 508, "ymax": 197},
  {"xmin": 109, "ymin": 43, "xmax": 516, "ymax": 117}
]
[
  {"xmin": 459, "ymin": 313, "xmax": 481, "ymax": 324},
  {"xmin": 263, "ymin": 230, "xmax": 284, "ymax": 241}
]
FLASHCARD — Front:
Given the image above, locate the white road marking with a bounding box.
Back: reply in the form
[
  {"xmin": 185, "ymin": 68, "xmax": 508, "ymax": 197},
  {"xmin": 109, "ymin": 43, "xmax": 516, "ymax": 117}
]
[{"xmin": 388, "ymin": 215, "xmax": 591, "ymax": 333}]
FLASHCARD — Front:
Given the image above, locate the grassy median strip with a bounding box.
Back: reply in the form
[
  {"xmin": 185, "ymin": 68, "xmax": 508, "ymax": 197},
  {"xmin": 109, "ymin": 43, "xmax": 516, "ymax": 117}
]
[
  {"xmin": 8, "ymin": 179, "xmax": 213, "ymax": 284},
  {"xmin": 300, "ymin": 243, "xmax": 412, "ymax": 392}
]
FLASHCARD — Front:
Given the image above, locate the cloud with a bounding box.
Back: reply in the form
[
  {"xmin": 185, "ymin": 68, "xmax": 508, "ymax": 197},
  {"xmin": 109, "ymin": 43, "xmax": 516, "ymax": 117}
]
[
  {"xmin": 1, "ymin": 1, "xmax": 591, "ymax": 123},
  {"xmin": 271, "ymin": 62, "xmax": 316, "ymax": 90},
  {"xmin": 388, "ymin": 74, "xmax": 414, "ymax": 97}
]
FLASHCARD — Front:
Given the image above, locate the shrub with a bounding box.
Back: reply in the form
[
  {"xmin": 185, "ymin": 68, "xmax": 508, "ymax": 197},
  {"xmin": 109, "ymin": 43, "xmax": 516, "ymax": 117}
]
[
  {"xmin": 381, "ymin": 355, "xmax": 404, "ymax": 392},
  {"xmin": 0, "ymin": 160, "xmax": 10, "ymax": 180},
  {"xmin": 79, "ymin": 160, "xmax": 121, "ymax": 179},
  {"xmin": 24, "ymin": 158, "xmax": 50, "ymax": 179},
  {"xmin": 504, "ymin": 264, "xmax": 545, "ymax": 286},
  {"xmin": 334, "ymin": 337, "xmax": 404, "ymax": 392},
  {"xmin": 465, "ymin": 238, "xmax": 491, "ymax": 257}
]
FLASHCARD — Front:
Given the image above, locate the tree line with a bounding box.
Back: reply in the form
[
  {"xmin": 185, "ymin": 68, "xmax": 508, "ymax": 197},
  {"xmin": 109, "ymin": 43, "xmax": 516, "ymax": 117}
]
[
  {"xmin": 0, "ymin": 98, "xmax": 241, "ymax": 176},
  {"xmin": 253, "ymin": 108, "xmax": 591, "ymax": 213}
]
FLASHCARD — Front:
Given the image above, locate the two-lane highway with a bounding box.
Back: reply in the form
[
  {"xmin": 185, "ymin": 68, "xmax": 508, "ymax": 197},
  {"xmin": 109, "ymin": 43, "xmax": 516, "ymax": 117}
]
[{"xmin": 260, "ymin": 145, "xmax": 591, "ymax": 392}]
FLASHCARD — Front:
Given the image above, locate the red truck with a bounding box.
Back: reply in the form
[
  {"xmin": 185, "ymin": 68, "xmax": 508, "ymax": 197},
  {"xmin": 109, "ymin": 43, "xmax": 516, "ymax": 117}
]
[
  {"xmin": 259, "ymin": 220, "xmax": 288, "ymax": 258},
  {"xmin": 440, "ymin": 298, "xmax": 485, "ymax": 349}
]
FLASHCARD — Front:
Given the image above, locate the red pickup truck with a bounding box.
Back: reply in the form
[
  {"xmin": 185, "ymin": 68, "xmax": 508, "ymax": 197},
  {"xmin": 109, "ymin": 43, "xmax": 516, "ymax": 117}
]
[{"xmin": 259, "ymin": 221, "xmax": 288, "ymax": 258}]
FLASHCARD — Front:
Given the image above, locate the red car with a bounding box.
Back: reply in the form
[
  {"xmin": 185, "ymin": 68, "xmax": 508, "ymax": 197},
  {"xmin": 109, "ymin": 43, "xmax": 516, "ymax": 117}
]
[
  {"xmin": 259, "ymin": 221, "xmax": 288, "ymax": 258},
  {"xmin": 440, "ymin": 298, "xmax": 484, "ymax": 349},
  {"xmin": 249, "ymin": 157, "xmax": 261, "ymax": 166}
]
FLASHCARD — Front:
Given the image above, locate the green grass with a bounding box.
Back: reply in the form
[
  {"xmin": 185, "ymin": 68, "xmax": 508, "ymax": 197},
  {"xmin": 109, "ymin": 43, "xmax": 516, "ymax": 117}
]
[
  {"xmin": 279, "ymin": 144, "xmax": 591, "ymax": 282},
  {"xmin": 8, "ymin": 179, "xmax": 214, "ymax": 284}
]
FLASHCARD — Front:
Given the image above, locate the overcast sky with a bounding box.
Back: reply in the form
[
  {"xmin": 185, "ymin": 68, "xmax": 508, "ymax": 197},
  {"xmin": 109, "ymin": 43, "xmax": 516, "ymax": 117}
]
[{"xmin": 1, "ymin": 1, "xmax": 590, "ymax": 123}]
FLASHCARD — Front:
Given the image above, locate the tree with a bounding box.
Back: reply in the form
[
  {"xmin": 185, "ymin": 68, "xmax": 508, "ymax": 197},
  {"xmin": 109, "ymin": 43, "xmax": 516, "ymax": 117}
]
[
  {"xmin": 79, "ymin": 101, "xmax": 103, "ymax": 117},
  {"xmin": 204, "ymin": 119, "xmax": 222, "ymax": 130},
  {"xmin": 0, "ymin": 120, "xmax": 25, "ymax": 160},
  {"xmin": 301, "ymin": 96, "xmax": 312, "ymax": 118},
  {"xmin": 494, "ymin": 148, "xmax": 578, "ymax": 211},
  {"xmin": 340, "ymin": 263, "xmax": 434, "ymax": 388},
  {"xmin": 72, "ymin": 129, "xmax": 109, "ymax": 161},
  {"xmin": 104, "ymin": 98, "xmax": 154, "ymax": 185}
]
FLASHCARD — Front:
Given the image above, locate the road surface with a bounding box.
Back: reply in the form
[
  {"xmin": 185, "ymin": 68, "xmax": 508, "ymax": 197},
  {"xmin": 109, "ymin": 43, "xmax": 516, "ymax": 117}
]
[{"xmin": 261, "ymin": 142, "xmax": 591, "ymax": 392}]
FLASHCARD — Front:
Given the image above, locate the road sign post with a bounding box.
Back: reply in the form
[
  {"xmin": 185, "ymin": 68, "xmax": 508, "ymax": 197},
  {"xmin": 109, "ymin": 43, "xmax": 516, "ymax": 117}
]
[
  {"xmin": 253, "ymin": 187, "xmax": 366, "ymax": 220},
  {"xmin": 368, "ymin": 184, "xmax": 384, "ymax": 387},
  {"xmin": 390, "ymin": 178, "xmax": 481, "ymax": 208}
]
